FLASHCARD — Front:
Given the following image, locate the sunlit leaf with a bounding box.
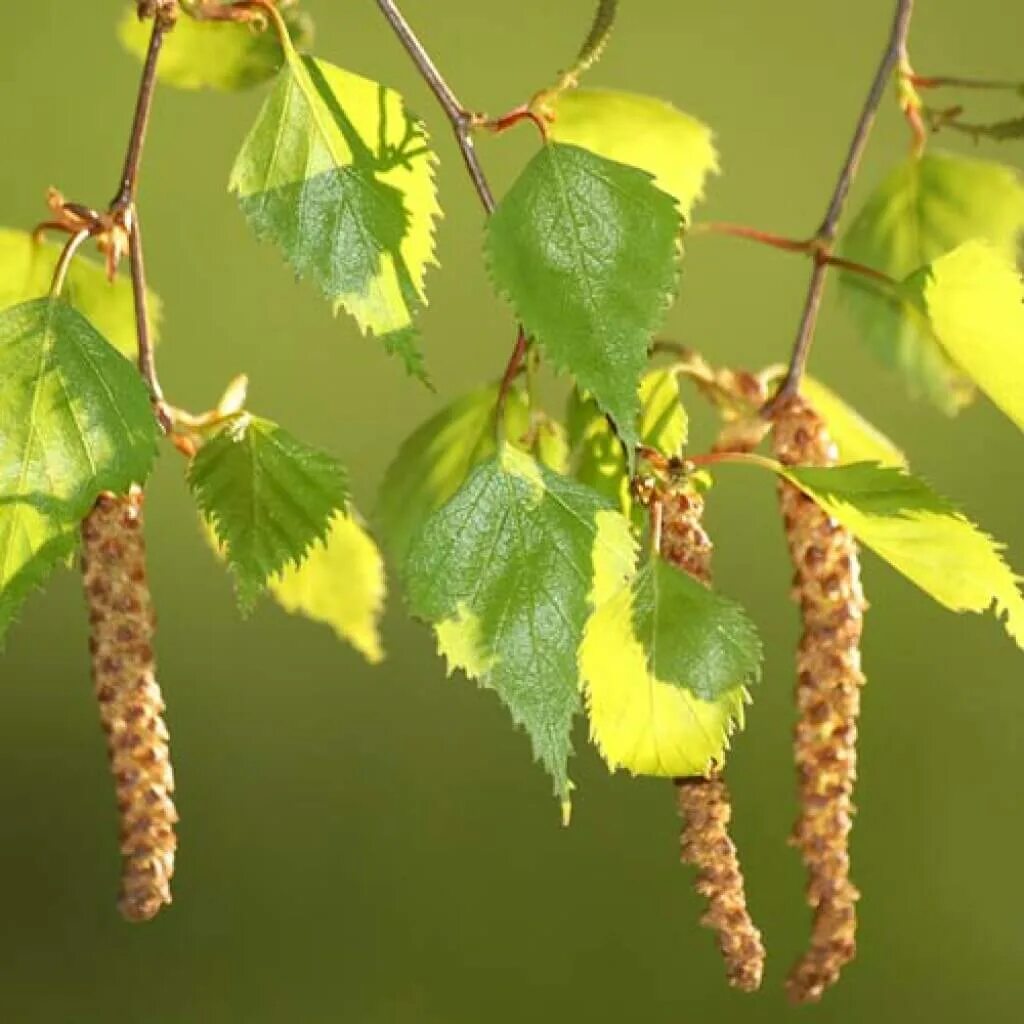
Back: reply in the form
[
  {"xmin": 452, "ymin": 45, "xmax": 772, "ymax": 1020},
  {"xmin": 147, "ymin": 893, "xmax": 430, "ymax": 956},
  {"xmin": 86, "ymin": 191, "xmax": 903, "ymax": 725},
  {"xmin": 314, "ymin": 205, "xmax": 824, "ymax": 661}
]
[
  {"xmin": 906, "ymin": 241, "xmax": 1024, "ymax": 432},
  {"xmin": 578, "ymin": 519, "xmax": 749, "ymax": 777},
  {"xmin": 118, "ymin": 2, "xmax": 314, "ymax": 91},
  {"xmin": 839, "ymin": 152, "xmax": 1024, "ymax": 413},
  {"xmin": 0, "ymin": 229, "xmax": 161, "ymax": 358},
  {"xmin": 538, "ymin": 89, "xmax": 718, "ymax": 217},
  {"xmin": 0, "ymin": 298, "xmax": 159, "ymax": 639},
  {"xmin": 375, "ymin": 384, "xmax": 529, "ymax": 565},
  {"xmin": 403, "ymin": 444, "xmax": 634, "ymax": 803},
  {"xmin": 269, "ymin": 509, "xmax": 386, "ymax": 664},
  {"xmin": 230, "ymin": 45, "xmax": 440, "ymax": 376},
  {"xmin": 188, "ymin": 414, "xmax": 349, "ymax": 609},
  {"xmin": 781, "ymin": 461, "xmax": 1024, "ymax": 648},
  {"xmin": 487, "ymin": 143, "xmax": 681, "ymax": 452}
]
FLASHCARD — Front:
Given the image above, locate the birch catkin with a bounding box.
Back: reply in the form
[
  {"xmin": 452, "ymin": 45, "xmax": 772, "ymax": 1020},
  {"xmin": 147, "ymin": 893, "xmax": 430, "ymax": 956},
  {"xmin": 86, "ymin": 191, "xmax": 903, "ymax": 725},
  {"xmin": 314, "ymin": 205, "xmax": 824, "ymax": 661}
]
[
  {"xmin": 81, "ymin": 490, "xmax": 177, "ymax": 922},
  {"xmin": 771, "ymin": 395, "xmax": 867, "ymax": 1003},
  {"xmin": 663, "ymin": 488, "xmax": 766, "ymax": 993}
]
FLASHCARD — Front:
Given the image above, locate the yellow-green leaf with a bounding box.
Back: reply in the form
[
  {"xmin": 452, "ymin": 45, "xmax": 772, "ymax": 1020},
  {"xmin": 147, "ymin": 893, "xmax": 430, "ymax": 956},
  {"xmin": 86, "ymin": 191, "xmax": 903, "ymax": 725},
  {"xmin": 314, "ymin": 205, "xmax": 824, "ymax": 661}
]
[
  {"xmin": 909, "ymin": 241, "xmax": 1024, "ymax": 432},
  {"xmin": 839, "ymin": 151, "xmax": 1024, "ymax": 413},
  {"xmin": 269, "ymin": 510, "xmax": 386, "ymax": 664},
  {"xmin": 118, "ymin": 2, "xmax": 314, "ymax": 91},
  {"xmin": 578, "ymin": 514, "xmax": 746, "ymax": 777},
  {"xmin": 783, "ymin": 462, "xmax": 1024, "ymax": 649},
  {"xmin": 0, "ymin": 229, "xmax": 161, "ymax": 358},
  {"xmin": 537, "ymin": 88, "xmax": 718, "ymax": 218}
]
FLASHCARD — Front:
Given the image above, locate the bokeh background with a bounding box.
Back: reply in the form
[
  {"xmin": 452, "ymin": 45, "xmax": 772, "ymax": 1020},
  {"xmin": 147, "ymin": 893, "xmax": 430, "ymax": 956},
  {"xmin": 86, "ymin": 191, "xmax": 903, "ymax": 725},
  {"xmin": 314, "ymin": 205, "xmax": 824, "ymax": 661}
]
[{"xmin": 1, "ymin": 1, "xmax": 1022, "ymax": 1021}]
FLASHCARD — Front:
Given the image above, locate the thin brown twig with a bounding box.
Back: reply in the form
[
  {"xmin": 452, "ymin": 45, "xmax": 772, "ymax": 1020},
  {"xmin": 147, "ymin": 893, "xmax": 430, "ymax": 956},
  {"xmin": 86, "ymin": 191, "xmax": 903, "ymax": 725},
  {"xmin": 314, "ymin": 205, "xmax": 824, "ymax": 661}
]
[
  {"xmin": 693, "ymin": 222, "xmax": 896, "ymax": 284},
  {"xmin": 112, "ymin": 13, "xmax": 172, "ymax": 432},
  {"xmin": 376, "ymin": 0, "xmax": 533, "ymax": 431},
  {"xmin": 908, "ymin": 73, "xmax": 1024, "ymax": 92},
  {"xmin": 765, "ymin": 0, "xmax": 916, "ymax": 415},
  {"xmin": 375, "ymin": 0, "xmax": 496, "ymax": 214}
]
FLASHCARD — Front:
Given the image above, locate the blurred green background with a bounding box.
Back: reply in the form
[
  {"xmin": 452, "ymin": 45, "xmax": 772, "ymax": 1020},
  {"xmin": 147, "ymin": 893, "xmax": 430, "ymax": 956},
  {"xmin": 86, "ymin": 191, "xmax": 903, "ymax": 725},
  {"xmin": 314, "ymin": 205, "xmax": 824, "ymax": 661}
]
[{"xmin": 1, "ymin": 1, "xmax": 1022, "ymax": 1021}]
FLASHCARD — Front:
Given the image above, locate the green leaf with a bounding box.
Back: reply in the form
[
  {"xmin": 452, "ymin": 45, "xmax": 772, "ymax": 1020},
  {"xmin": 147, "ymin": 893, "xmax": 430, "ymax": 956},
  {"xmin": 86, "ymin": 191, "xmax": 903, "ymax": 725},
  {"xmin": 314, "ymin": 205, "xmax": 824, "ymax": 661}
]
[
  {"xmin": 538, "ymin": 89, "xmax": 718, "ymax": 218},
  {"xmin": 0, "ymin": 500, "xmax": 77, "ymax": 645},
  {"xmin": 905, "ymin": 241, "xmax": 1024, "ymax": 432},
  {"xmin": 375, "ymin": 384, "xmax": 530, "ymax": 565},
  {"xmin": 632, "ymin": 559, "xmax": 762, "ymax": 701},
  {"xmin": 0, "ymin": 228, "xmax": 161, "ymax": 358},
  {"xmin": 568, "ymin": 368, "xmax": 687, "ymax": 512},
  {"xmin": 229, "ymin": 49, "xmax": 440, "ymax": 376},
  {"xmin": 403, "ymin": 444, "xmax": 634, "ymax": 804},
  {"xmin": 762, "ymin": 369, "xmax": 906, "ymax": 466},
  {"xmin": 839, "ymin": 151, "xmax": 1024, "ymax": 413},
  {"xmin": 268, "ymin": 509, "xmax": 386, "ymax": 664},
  {"xmin": 0, "ymin": 298, "xmax": 159, "ymax": 639},
  {"xmin": 781, "ymin": 462, "xmax": 1024, "ymax": 649},
  {"xmin": 118, "ymin": 2, "xmax": 314, "ymax": 91},
  {"xmin": 487, "ymin": 143, "xmax": 681, "ymax": 452},
  {"xmin": 578, "ymin": 519, "xmax": 747, "ymax": 777},
  {"xmin": 188, "ymin": 415, "xmax": 349, "ymax": 608}
]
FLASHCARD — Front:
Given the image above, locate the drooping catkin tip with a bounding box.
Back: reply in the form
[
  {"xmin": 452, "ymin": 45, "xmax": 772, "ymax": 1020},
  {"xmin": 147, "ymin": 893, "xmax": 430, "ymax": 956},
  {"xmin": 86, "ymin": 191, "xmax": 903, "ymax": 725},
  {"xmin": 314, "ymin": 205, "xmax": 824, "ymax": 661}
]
[
  {"xmin": 82, "ymin": 490, "xmax": 177, "ymax": 923},
  {"xmin": 677, "ymin": 776, "xmax": 766, "ymax": 992},
  {"xmin": 772, "ymin": 394, "xmax": 866, "ymax": 1002}
]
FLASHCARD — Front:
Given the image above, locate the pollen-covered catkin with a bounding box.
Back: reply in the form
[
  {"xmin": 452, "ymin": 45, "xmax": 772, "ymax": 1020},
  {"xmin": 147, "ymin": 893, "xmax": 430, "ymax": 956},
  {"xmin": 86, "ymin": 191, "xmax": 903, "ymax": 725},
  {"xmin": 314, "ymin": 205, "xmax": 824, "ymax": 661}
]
[
  {"xmin": 771, "ymin": 394, "xmax": 867, "ymax": 1004},
  {"xmin": 81, "ymin": 490, "xmax": 177, "ymax": 922},
  {"xmin": 662, "ymin": 488, "xmax": 766, "ymax": 993}
]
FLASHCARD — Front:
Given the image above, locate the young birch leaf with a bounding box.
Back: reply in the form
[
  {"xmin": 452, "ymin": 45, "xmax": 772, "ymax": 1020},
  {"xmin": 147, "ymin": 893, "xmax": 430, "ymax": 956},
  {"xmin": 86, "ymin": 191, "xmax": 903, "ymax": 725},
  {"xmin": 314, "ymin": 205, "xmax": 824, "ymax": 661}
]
[
  {"xmin": 375, "ymin": 384, "xmax": 529, "ymax": 565},
  {"xmin": 578, "ymin": 521, "xmax": 748, "ymax": 777},
  {"xmin": 569, "ymin": 368, "xmax": 687, "ymax": 512},
  {"xmin": 906, "ymin": 242, "xmax": 1024, "ymax": 432},
  {"xmin": 781, "ymin": 462, "xmax": 1024, "ymax": 649},
  {"xmin": 0, "ymin": 229, "xmax": 162, "ymax": 358},
  {"xmin": 403, "ymin": 444, "xmax": 634, "ymax": 805},
  {"xmin": 762, "ymin": 368, "xmax": 906, "ymax": 466},
  {"xmin": 0, "ymin": 298, "xmax": 159, "ymax": 639},
  {"xmin": 188, "ymin": 415, "xmax": 349, "ymax": 609},
  {"xmin": 269, "ymin": 510, "xmax": 386, "ymax": 664},
  {"xmin": 0, "ymin": 501, "xmax": 77, "ymax": 645},
  {"xmin": 537, "ymin": 89, "xmax": 718, "ymax": 218},
  {"xmin": 229, "ymin": 48, "xmax": 440, "ymax": 376},
  {"xmin": 487, "ymin": 143, "xmax": 681, "ymax": 453},
  {"xmin": 839, "ymin": 152, "xmax": 1024, "ymax": 413},
  {"xmin": 118, "ymin": 3, "xmax": 314, "ymax": 91},
  {"xmin": 633, "ymin": 559, "xmax": 762, "ymax": 701}
]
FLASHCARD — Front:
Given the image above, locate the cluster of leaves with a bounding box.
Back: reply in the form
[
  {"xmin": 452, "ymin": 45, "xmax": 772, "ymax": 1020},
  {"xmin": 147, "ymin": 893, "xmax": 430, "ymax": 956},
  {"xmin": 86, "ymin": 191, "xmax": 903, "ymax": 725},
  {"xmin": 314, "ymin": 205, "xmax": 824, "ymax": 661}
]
[{"xmin": 0, "ymin": 2, "xmax": 1021, "ymax": 819}]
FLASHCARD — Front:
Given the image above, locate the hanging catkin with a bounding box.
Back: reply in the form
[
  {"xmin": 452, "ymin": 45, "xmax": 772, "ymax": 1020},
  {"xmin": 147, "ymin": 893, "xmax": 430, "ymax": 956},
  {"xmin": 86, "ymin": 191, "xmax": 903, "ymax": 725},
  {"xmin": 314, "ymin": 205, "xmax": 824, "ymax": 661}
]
[
  {"xmin": 662, "ymin": 488, "xmax": 766, "ymax": 993},
  {"xmin": 771, "ymin": 394, "xmax": 867, "ymax": 1003},
  {"xmin": 81, "ymin": 490, "xmax": 177, "ymax": 922}
]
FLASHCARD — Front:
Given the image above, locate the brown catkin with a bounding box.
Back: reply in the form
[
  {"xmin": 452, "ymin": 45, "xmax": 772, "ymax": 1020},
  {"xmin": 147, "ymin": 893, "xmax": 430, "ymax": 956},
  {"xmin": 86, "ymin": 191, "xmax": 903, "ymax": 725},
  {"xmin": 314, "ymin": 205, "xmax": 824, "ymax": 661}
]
[
  {"xmin": 771, "ymin": 394, "xmax": 867, "ymax": 1003},
  {"xmin": 81, "ymin": 490, "xmax": 177, "ymax": 922},
  {"xmin": 662, "ymin": 489, "xmax": 766, "ymax": 994}
]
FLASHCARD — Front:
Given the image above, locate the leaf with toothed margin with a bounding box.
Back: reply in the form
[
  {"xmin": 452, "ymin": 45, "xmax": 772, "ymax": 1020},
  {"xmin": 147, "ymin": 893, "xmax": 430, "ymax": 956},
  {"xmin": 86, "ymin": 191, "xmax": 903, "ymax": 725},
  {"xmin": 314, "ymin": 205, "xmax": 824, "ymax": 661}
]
[
  {"xmin": 486, "ymin": 143, "xmax": 682, "ymax": 454},
  {"xmin": 0, "ymin": 298, "xmax": 159, "ymax": 641},
  {"xmin": 537, "ymin": 88, "xmax": 718, "ymax": 219},
  {"xmin": 188, "ymin": 415, "xmax": 349, "ymax": 610},
  {"xmin": 578, "ymin": 517, "xmax": 752, "ymax": 778},
  {"xmin": 117, "ymin": 1, "xmax": 314, "ymax": 91},
  {"xmin": 402, "ymin": 444, "xmax": 634, "ymax": 809},
  {"xmin": 838, "ymin": 151, "xmax": 1024, "ymax": 413},
  {"xmin": 904, "ymin": 241, "xmax": 1024, "ymax": 434},
  {"xmin": 771, "ymin": 461, "xmax": 1024, "ymax": 650},
  {"xmin": 0, "ymin": 229, "xmax": 162, "ymax": 359},
  {"xmin": 229, "ymin": 43, "xmax": 440, "ymax": 378}
]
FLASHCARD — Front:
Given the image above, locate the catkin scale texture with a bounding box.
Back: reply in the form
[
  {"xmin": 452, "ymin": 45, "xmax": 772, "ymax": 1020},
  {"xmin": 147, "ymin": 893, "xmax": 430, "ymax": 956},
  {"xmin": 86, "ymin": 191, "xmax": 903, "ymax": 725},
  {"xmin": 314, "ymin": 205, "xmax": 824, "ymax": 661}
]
[
  {"xmin": 663, "ymin": 489, "xmax": 766, "ymax": 994},
  {"xmin": 772, "ymin": 395, "xmax": 866, "ymax": 1004},
  {"xmin": 81, "ymin": 490, "xmax": 177, "ymax": 923}
]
